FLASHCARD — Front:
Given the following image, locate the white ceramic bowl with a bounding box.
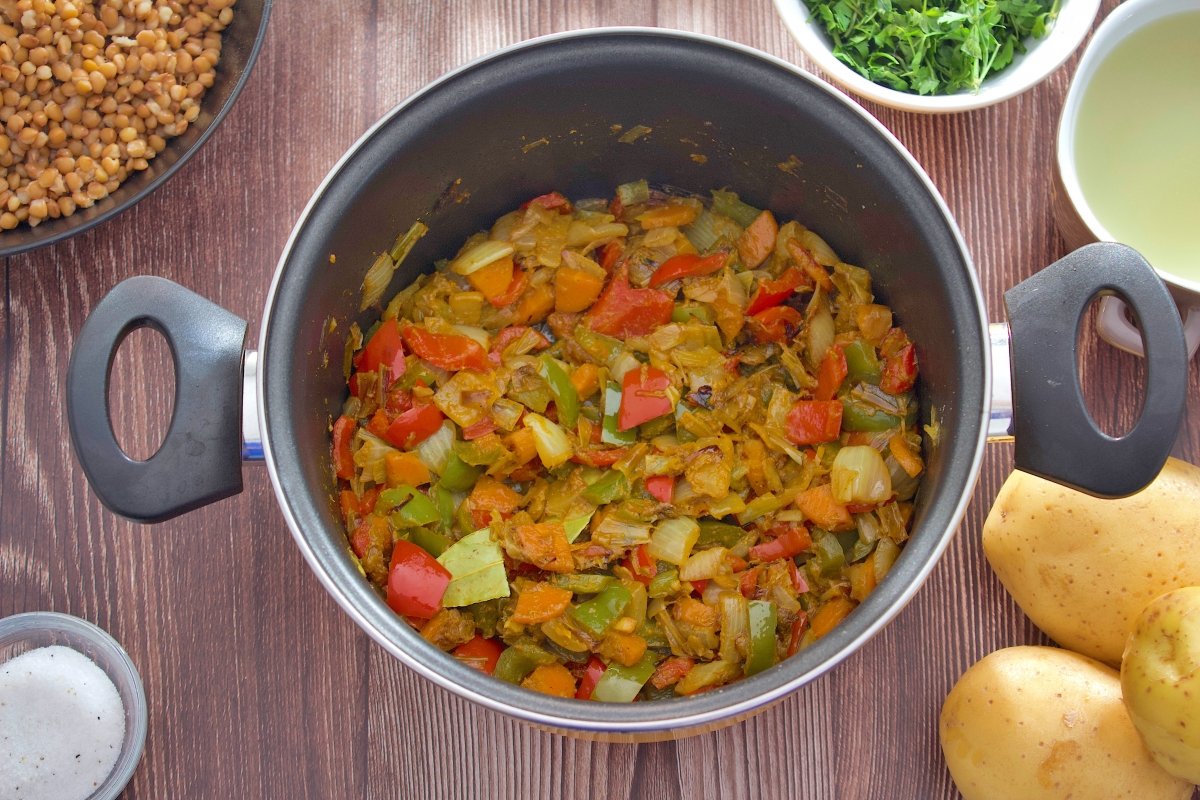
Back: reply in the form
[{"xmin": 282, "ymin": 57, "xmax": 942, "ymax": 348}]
[
  {"xmin": 0, "ymin": 612, "xmax": 147, "ymax": 800},
  {"xmin": 772, "ymin": 0, "xmax": 1101, "ymax": 112}
]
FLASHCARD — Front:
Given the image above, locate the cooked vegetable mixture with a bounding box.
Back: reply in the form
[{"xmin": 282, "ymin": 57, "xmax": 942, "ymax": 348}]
[{"xmin": 333, "ymin": 182, "xmax": 923, "ymax": 701}]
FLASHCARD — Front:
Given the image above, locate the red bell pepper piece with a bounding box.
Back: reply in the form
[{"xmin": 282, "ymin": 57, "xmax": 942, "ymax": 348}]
[
  {"xmin": 384, "ymin": 403, "xmax": 444, "ymax": 449},
  {"xmin": 452, "ymin": 635, "xmax": 504, "ymax": 675},
  {"xmin": 583, "ymin": 266, "xmax": 674, "ymax": 338},
  {"xmin": 570, "ymin": 447, "xmax": 630, "ymax": 468},
  {"xmin": 645, "ymin": 474, "xmax": 675, "ymax": 503},
  {"xmin": 786, "ymin": 612, "xmax": 810, "ymax": 657},
  {"xmin": 880, "ymin": 342, "xmax": 918, "ymax": 395},
  {"xmin": 815, "ymin": 346, "xmax": 848, "ymax": 401},
  {"xmin": 623, "ymin": 543, "xmax": 658, "ymax": 586},
  {"xmin": 386, "ymin": 540, "xmax": 451, "ymax": 619},
  {"xmin": 354, "ymin": 318, "xmax": 407, "ymax": 382},
  {"xmin": 749, "ymin": 524, "xmax": 813, "ymax": 562},
  {"xmin": 785, "ymin": 400, "xmax": 843, "ymax": 445},
  {"xmin": 599, "ymin": 240, "xmax": 623, "ymax": 273},
  {"xmin": 401, "ymin": 324, "xmax": 490, "ymax": 372},
  {"xmin": 647, "ymin": 252, "xmax": 727, "ymax": 288},
  {"xmin": 575, "ymin": 655, "xmax": 607, "ymax": 700},
  {"xmin": 745, "ymin": 266, "xmax": 807, "ymax": 315},
  {"xmin": 649, "ymin": 656, "xmax": 695, "ymax": 689},
  {"xmin": 461, "ymin": 418, "xmax": 497, "ymax": 440},
  {"xmin": 739, "ymin": 565, "xmax": 762, "ymax": 598},
  {"xmin": 788, "ymin": 558, "xmax": 809, "ymax": 593},
  {"xmin": 747, "ymin": 305, "xmax": 802, "ymax": 344},
  {"xmin": 487, "ymin": 267, "xmax": 528, "ymax": 308},
  {"xmin": 690, "ymin": 579, "xmax": 709, "ymax": 595},
  {"xmin": 521, "ymin": 191, "xmax": 572, "ymax": 212},
  {"xmin": 384, "ymin": 386, "xmax": 414, "ymax": 416},
  {"xmin": 618, "ymin": 365, "xmax": 674, "ymax": 431},
  {"xmin": 332, "ymin": 415, "xmax": 356, "ymax": 480}
]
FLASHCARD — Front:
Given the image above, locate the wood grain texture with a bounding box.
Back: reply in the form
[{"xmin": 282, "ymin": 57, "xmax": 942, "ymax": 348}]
[{"xmin": 3, "ymin": 0, "xmax": 1199, "ymax": 798}]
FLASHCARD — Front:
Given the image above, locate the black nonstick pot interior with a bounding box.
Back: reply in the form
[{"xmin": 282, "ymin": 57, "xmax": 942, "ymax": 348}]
[{"xmin": 259, "ymin": 29, "xmax": 987, "ymax": 733}]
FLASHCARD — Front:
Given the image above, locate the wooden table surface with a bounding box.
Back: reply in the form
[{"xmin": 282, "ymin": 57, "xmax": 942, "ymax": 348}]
[{"xmin": 4, "ymin": 0, "xmax": 1197, "ymax": 797}]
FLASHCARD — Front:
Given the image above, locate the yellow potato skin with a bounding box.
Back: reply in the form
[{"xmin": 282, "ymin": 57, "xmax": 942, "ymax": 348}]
[
  {"xmin": 1121, "ymin": 587, "xmax": 1200, "ymax": 783},
  {"xmin": 982, "ymin": 459, "xmax": 1200, "ymax": 665},
  {"xmin": 940, "ymin": 646, "xmax": 1192, "ymax": 800}
]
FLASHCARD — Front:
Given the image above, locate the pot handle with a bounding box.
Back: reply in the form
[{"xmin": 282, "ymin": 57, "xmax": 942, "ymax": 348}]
[
  {"xmin": 1004, "ymin": 242, "xmax": 1187, "ymax": 498},
  {"xmin": 67, "ymin": 276, "xmax": 248, "ymax": 523}
]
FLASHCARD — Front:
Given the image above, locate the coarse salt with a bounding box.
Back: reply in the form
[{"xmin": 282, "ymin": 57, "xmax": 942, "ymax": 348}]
[{"xmin": 0, "ymin": 645, "xmax": 125, "ymax": 800}]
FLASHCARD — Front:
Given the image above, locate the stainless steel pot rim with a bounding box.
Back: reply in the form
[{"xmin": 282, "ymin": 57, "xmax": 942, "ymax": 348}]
[{"xmin": 256, "ymin": 26, "xmax": 991, "ymax": 733}]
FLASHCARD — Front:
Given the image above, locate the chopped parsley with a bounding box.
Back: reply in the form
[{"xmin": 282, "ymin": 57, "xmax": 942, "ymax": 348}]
[{"xmin": 806, "ymin": 0, "xmax": 1059, "ymax": 96}]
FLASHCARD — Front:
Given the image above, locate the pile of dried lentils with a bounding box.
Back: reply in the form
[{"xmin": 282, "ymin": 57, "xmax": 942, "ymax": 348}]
[{"xmin": 0, "ymin": 0, "xmax": 235, "ymax": 230}]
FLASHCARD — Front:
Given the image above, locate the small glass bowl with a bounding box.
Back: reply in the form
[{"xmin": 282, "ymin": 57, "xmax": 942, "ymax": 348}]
[{"xmin": 0, "ymin": 611, "xmax": 148, "ymax": 800}]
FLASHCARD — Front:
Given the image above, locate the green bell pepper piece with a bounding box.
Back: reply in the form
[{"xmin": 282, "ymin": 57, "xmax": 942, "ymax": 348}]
[
  {"xmin": 574, "ymin": 325, "xmax": 623, "ymax": 364},
  {"xmin": 744, "ymin": 600, "xmax": 779, "ymax": 676},
  {"xmin": 494, "ymin": 647, "xmax": 537, "ymax": 684},
  {"xmin": 395, "ymin": 491, "xmax": 440, "ymax": 527},
  {"xmin": 582, "ymin": 470, "xmax": 630, "ymax": 506},
  {"xmin": 671, "ymin": 304, "xmax": 715, "ymax": 324},
  {"xmin": 840, "ymin": 398, "xmax": 902, "ymax": 432},
  {"xmin": 433, "ymin": 485, "xmax": 457, "ymax": 532},
  {"xmin": 408, "ymin": 526, "xmax": 453, "ymax": 558},
  {"xmin": 376, "ymin": 485, "xmax": 417, "ymax": 515},
  {"xmin": 812, "ymin": 530, "xmax": 846, "ymax": 577},
  {"xmin": 646, "ymin": 567, "xmax": 680, "ymax": 599},
  {"xmin": 842, "ymin": 339, "xmax": 881, "ymax": 385},
  {"xmin": 570, "ymin": 584, "xmax": 632, "ymax": 636},
  {"xmin": 539, "ymin": 354, "xmax": 579, "ymax": 429},
  {"xmin": 601, "ymin": 382, "xmax": 636, "ymax": 446},
  {"xmin": 550, "ymin": 573, "xmax": 613, "ymax": 594},
  {"xmin": 591, "ymin": 653, "xmax": 657, "ymax": 703},
  {"xmin": 696, "ymin": 519, "xmax": 746, "ymax": 548},
  {"xmin": 439, "ymin": 453, "xmax": 482, "ymax": 493}
]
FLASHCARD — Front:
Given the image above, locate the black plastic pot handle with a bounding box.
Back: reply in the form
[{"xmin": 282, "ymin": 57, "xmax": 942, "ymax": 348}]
[
  {"xmin": 1005, "ymin": 242, "xmax": 1187, "ymax": 498},
  {"xmin": 67, "ymin": 276, "xmax": 248, "ymax": 523}
]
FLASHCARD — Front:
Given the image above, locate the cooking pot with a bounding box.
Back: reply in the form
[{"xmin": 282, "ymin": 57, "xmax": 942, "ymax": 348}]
[{"xmin": 65, "ymin": 29, "xmax": 1187, "ymax": 738}]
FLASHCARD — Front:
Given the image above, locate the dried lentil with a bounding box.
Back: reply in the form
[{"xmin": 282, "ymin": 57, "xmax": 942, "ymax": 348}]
[{"xmin": 0, "ymin": 0, "xmax": 236, "ymax": 230}]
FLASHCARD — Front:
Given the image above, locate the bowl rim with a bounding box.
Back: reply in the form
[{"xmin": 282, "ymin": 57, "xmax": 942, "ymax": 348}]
[
  {"xmin": 0, "ymin": 610, "xmax": 148, "ymax": 799},
  {"xmin": 257, "ymin": 26, "xmax": 990, "ymax": 734},
  {"xmin": 0, "ymin": 0, "xmax": 273, "ymax": 258},
  {"xmin": 1055, "ymin": 0, "xmax": 1200, "ymax": 295},
  {"xmin": 772, "ymin": 0, "xmax": 1102, "ymax": 113}
]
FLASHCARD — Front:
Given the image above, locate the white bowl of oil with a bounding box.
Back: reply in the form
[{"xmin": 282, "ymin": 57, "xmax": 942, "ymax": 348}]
[{"xmin": 1054, "ymin": 0, "xmax": 1200, "ymax": 356}]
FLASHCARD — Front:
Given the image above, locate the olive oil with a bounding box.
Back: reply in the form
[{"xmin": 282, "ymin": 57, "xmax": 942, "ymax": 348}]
[{"xmin": 1073, "ymin": 11, "xmax": 1200, "ymax": 284}]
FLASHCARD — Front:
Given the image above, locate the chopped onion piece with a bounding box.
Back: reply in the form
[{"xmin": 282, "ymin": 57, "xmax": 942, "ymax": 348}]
[
  {"xmin": 830, "ymin": 445, "xmax": 892, "ymax": 505},
  {"xmin": 679, "ymin": 546, "xmax": 729, "ymax": 581},
  {"xmin": 524, "ymin": 413, "xmax": 573, "ymax": 468},
  {"xmin": 415, "ymin": 420, "xmax": 456, "ymax": 475},
  {"xmin": 449, "ymin": 239, "xmax": 515, "ymax": 275},
  {"xmin": 647, "ymin": 517, "xmax": 700, "ymax": 565}
]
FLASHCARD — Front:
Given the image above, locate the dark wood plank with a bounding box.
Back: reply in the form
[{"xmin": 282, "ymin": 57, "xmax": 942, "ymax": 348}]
[{"xmin": 3, "ymin": 0, "xmax": 1198, "ymax": 798}]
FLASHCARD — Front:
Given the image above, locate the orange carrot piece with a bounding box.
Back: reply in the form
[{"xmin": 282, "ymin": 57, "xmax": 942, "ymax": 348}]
[
  {"xmin": 513, "ymin": 522, "xmax": 574, "ymax": 573},
  {"xmin": 467, "ymin": 255, "xmax": 515, "ymax": 300},
  {"xmin": 810, "ymin": 596, "xmax": 856, "ymax": 639},
  {"xmin": 569, "ymin": 362, "xmax": 600, "ymax": 400},
  {"xmin": 599, "ymin": 631, "xmax": 648, "ymax": 667},
  {"xmin": 637, "ymin": 204, "xmax": 699, "ymax": 229},
  {"xmin": 512, "ymin": 583, "xmax": 574, "ymax": 624},
  {"xmin": 794, "ymin": 483, "xmax": 855, "ymax": 531},
  {"xmin": 521, "ymin": 663, "xmax": 577, "ymax": 698},
  {"xmin": 385, "ymin": 450, "xmax": 431, "ymax": 487},
  {"xmin": 650, "ymin": 656, "xmax": 695, "ymax": 689},
  {"xmin": 888, "ymin": 433, "xmax": 924, "ymax": 478},
  {"xmin": 468, "ymin": 476, "xmax": 523, "ymax": 528},
  {"xmin": 554, "ymin": 267, "xmax": 605, "ymax": 313},
  {"xmin": 504, "ymin": 427, "xmax": 538, "ymax": 465},
  {"xmin": 736, "ymin": 210, "xmax": 778, "ymax": 269},
  {"xmin": 786, "ymin": 238, "xmax": 833, "ymax": 291},
  {"xmin": 515, "ymin": 284, "xmax": 555, "ymax": 325}
]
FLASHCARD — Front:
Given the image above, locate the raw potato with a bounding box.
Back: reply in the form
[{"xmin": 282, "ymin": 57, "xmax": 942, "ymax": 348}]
[
  {"xmin": 1122, "ymin": 587, "xmax": 1200, "ymax": 783},
  {"xmin": 940, "ymin": 646, "xmax": 1192, "ymax": 800},
  {"xmin": 982, "ymin": 458, "xmax": 1200, "ymax": 665}
]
